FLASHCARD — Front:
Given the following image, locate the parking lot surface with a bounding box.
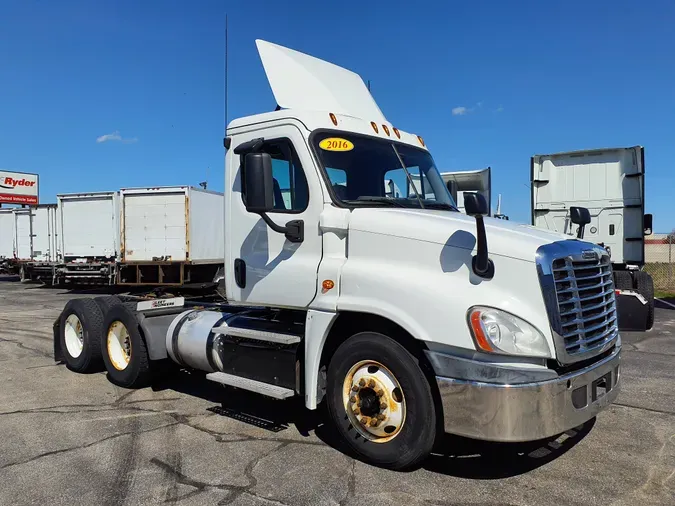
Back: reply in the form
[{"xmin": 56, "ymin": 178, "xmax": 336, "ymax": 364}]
[{"xmin": 0, "ymin": 277, "xmax": 673, "ymax": 506}]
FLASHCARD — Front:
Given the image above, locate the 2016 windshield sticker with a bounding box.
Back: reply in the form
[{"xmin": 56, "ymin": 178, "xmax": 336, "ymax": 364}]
[{"xmin": 319, "ymin": 138, "xmax": 354, "ymax": 152}]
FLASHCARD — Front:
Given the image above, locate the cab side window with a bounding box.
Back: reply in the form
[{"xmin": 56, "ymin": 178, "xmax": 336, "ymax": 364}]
[
  {"xmin": 267, "ymin": 141, "xmax": 309, "ymax": 212},
  {"xmin": 240, "ymin": 139, "xmax": 309, "ymax": 213}
]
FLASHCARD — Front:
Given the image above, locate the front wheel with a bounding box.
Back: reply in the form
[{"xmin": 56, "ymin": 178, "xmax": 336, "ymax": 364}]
[{"xmin": 326, "ymin": 332, "xmax": 437, "ymax": 470}]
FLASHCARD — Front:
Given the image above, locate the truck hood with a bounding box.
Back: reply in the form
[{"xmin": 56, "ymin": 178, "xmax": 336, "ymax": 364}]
[{"xmin": 349, "ymin": 208, "xmax": 570, "ymax": 262}]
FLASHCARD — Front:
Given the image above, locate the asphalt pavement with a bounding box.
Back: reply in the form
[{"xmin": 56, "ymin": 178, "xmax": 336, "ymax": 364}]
[{"xmin": 0, "ymin": 276, "xmax": 673, "ymax": 506}]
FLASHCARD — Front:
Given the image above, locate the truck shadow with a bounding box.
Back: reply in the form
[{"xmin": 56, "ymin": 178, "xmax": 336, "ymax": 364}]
[
  {"xmin": 150, "ymin": 368, "xmax": 593, "ymax": 478},
  {"xmin": 423, "ymin": 419, "xmax": 594, "ymax": 478},
  {"xmin": 150, "ymin": 368, "xmax": 321, "ymax": 436}
]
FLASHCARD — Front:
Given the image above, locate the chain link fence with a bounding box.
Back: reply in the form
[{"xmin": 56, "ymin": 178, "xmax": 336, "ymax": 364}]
[{"xmin": 644, "ymin": 233, "xmax": 675, "ymax": 295}]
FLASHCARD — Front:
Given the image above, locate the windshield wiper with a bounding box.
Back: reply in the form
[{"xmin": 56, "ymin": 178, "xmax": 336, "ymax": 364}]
[
  {"xmin": 391, "ymin": 144, "xmax": 425, "ymax": 209},
  {"xmin": 423, "ymin": 201, "xmax": 458, "ymax": 211},
  {"xmin": 344, "ymin": 197, "xmax": 409, "ymax": 208}
]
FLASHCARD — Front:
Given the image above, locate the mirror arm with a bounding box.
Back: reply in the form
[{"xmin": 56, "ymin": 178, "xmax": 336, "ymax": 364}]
[
  {"xmin": 472, "ymin": 215, "xmax": 495, "ymax": 279},
  {"xmin": 576, "ymin": 224, "xmax": 585, "ymax": 239},
  {"xmin": 258, "ymin": 212, "xmax": 304, "ymax": 243}
]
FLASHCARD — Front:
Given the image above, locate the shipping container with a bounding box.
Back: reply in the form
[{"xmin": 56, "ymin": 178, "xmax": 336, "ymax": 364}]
[
  {"xmin": 0, "ymin": 209, "xmax": 14, "ymax": 258},
  {"xmin": 120, "ymin": 186, "xmax": 223, "ymax": 263},
  {"xmin": 57, "ymin": 191, "xmax": 120, "ymax": 261}
]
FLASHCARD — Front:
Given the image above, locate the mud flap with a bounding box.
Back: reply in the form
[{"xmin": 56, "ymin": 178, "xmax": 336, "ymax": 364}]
[
  {"xmin": 53, "ymin": 315, "xmax": 64, "ymax": 363},
  {"xmin": 616, "ymin": 290, "xmax": 649, "ymax": 331}
]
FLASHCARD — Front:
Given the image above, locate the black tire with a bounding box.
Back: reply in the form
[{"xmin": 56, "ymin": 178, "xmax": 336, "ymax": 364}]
[
  {"xmin": 59, "ymin": 298, "xmax": 105, "ymax": 373},
  {"xmin": 326, "ymin": 332, "xmax": 436, "ymax": 470},
  {"xmin": 19, "ymin": 265, "xmax": 31, "ymax": 284},
  {"xmin": 613, "ymin": 270, "xmax": 633, "ymax": 290},
  {"xmin": 93, "ymin": 295, "xmax": 122, "ymax": 314},
  {"xmin": 101, "ymin": 304, "xmax": 151, "ymax": 388},
  {"xmin": 635, "ymin": 271, "xmax": 655, "ymax": 330}
]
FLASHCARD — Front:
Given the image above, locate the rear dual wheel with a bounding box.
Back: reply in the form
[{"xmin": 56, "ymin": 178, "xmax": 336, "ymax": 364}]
[
  {"xmin": 58, "ymin": 296, "xmax": 122, "ymax": 373},
  {"xmin": 59, "ymin": 299, "xmax": 105, "ymax": 373},
  {"xmin": 326, "ymin": 332, "xmax": 437, "ymax": 470},
  {"xmin": 101, "ymin": 304, "xmax": 152, "ymax": 388}
]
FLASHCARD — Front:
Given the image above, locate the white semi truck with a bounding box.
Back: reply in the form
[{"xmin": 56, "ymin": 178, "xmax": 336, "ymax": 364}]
[
  {"xmin": 53, "ymin": 40, "xmax": 622, "ymax": 470},
  {"xmin": 531, "ymin": 147, "xmax": 654, "ymax": 329}
]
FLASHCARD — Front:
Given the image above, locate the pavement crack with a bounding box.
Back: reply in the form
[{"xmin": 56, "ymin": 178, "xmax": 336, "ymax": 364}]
[
  {"xmin": 614, "ymin": 403, "xmax": 675, "ymax": 416},
  {"xmin": 1, "ymin": 422, "xmax": 178, "ymax": 470},
  {"xmin": 151, "ymin": 441, "xmax": 290, "ymax": 506},
  {"xmin": 24, "ymin": 363, "xmax": 61, "ymax": 370},
  {"xmin": 339, "ymin": 459, "xmax": 356, "ymax": 506},
  {"xmin": 0, "ymin": 336, "xmax": 53, "ymax": 358}
]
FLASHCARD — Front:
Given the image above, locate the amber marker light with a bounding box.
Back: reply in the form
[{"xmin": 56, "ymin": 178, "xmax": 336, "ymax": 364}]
[
  {"xmin": 393, "ymin": 127, "xmax": 401, "ymax": 138},
  {"xmin": 329, "ymin": 113, "xmax": 338, "ymax": 126},
  {"xmin": 370, "ymin": 122, "xmax": 379, "ymax": 133},
  {"xmin": 322, "ymin": 279, "xmax": 335, "ymax": 291},
  {"xmin": 382, "ymin": 125, "xmax": 390, "ymax": 136},
  {"xmin": 469, "ymin": 310, "xmax": 494, "ymax": 352}
]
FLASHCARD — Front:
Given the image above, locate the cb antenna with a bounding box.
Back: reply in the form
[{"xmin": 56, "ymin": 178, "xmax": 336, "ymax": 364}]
[{"xmin": 224, "ymin": 13, "xmax": 228, "ymax": 138}]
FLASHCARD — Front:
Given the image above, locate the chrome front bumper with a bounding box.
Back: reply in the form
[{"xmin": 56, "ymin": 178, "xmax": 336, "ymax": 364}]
[{"xmin": 435, "ymin": 345, "xmax": 621, "ymax": 442}]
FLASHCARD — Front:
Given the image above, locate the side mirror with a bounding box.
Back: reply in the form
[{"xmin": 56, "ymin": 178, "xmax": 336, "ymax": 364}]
[
  {"xmin": 463, "ymin": 193, "xmax": 494, "ymax": 279},
  {"xmin": 464, "ymin": 193, "xmax": 489, "ymax": 217},
  {"xmin": 243, "ymin": 152, "xmax": 274, "ymax": 213},
  {"xmin": 570, "ymin": 206, "xmax": 591, "ymax": 239},
  {"xmin": 241, "ymin": 151, "xmax": 304, "ymax": 243},
  {"xmin": 644, "ymin": 213, "xmax": 653, "ymax": 236},
  {"xmin": 570, "ymin": 206, "xmax": 591, "ymax": 226}
]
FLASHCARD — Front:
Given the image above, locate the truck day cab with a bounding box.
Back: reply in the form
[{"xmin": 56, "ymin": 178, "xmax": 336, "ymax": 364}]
[{"xmin": 54, "ymin": 40, "xmax": 621, "ymax": 470}]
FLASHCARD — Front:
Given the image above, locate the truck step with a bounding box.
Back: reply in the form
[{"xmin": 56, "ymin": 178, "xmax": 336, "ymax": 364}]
[
  {"xmin": 211, "ymin": 325, "xmax": 301, "ymax": 345},
  {"xmin": 205, "ymin": 372, "xmax": 296, "ymax": 399}
]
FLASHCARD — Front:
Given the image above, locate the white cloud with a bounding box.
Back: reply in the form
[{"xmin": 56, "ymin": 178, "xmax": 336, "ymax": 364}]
[
  {"xmin": 495, "ymin": 105, "xmax": 504, "ymax": 112},
  {"xmin": 452, "ymin": 106, "xmax": 469, "ymax": 116},
  {"xmin": 476, "ymin": 101, "xmax": 483, "ymax": 108},
  {"xmin": 96, "ymin": 130, "xmax": 137, "ymax": 144}
]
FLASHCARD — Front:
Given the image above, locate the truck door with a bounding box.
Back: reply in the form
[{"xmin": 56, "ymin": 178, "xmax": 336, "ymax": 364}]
[{"xmin": 226, "ymin": 125, "xmax": 323, "ymax": 308}]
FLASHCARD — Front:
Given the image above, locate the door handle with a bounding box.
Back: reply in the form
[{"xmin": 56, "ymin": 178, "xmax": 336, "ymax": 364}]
[{"xmin": 234, "ymin": 258, "xmax": 246, "ymax": 288}]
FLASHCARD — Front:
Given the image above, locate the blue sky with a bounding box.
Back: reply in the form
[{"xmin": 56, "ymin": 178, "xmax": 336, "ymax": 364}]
[{"xmin": 1, "ymin": 0, "xmax": 674, "ymax": 231}]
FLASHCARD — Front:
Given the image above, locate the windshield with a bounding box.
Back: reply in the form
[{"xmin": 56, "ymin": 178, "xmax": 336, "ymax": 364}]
[{"xmin": 311, "ymin": 131, "xmax": 458, "ymax": 210}]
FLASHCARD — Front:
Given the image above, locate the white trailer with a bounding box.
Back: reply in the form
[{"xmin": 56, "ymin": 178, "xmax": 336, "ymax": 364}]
[
  {"xmin": 531, "ymin": 146, "xmax": 654, "ymax": 328},
  {"xmin": 54, "ymin": 39, "xmax": 621, "ymax": 471},
  {"xmin": 0, "ymin": 209, "xmax": 15, "ymax": 259},
  {"xmin": 53, "ymin": 191, "xmax": 120, "ymax": 284},
  {"xmin": 17, "ymin": 204, "xmax": 60, "ymax": 283},
  {"xmin": 58, "ymin": 191, "xmax": 120, "ymax": 261},
  {"xmin": 117, "ymin": 186, "xmax": 224, "ymax": 285},
  {"xmin": 12, "ymin": 208, "xmax": 32, "ymax": 260},
  {"xmin": 31, "ymin": 204, "xmax": 59, "ymax": 262}
]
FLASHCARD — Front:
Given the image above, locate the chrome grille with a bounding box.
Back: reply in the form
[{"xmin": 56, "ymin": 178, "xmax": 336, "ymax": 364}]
[
  {"xmin": 552, "ymin": 255, "xmax": 616, "ymax": 356},
  {"xmin": 536, "ymin": 241, "xmax": 619, "ymax": 364}
]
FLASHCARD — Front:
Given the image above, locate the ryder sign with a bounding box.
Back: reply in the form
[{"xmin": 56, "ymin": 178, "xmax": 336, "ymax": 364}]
[{"xmin": 0, "ymin": 170, "xmax": 39, "ymax": 205}]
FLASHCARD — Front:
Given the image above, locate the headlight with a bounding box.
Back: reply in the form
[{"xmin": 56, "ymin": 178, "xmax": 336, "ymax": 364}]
[{"xmin": 467, "ymin": 306, "xmax": 551, "ymax": 358}]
